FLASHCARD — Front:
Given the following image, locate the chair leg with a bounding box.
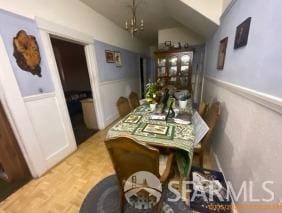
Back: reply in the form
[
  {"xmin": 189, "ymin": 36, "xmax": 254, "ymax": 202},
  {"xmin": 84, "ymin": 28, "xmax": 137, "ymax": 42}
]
[
  {"xmin": 179, "ymin": 177, "xmax": 183, "ymax": 200},
  {"xmin": 120, "ymin": 191, "xmax": 125, "ymax": 213},
  {"xmin": 199, "ymin": 153, "xmax": 204, "ymax": 168},
  {"xmin": 156, "ymin": 185, "xmax": 166, "ymax": 213},
  {"xmin": 156, "ymin": 200, "xmax": 162, "ymax": 213}
]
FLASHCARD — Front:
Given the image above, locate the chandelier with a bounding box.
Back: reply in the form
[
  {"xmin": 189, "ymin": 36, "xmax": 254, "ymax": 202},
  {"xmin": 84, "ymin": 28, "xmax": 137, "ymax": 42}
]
[{"xmin": 125, "ymin": 0, "xmax": 144, "ymax": 37}]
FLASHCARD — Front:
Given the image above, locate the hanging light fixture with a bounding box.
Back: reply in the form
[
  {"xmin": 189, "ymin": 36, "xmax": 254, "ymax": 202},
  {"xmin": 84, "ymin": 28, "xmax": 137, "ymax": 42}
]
[{"xmin": 125, "ymin": 0, "xmax": 144, "ymax": 37}]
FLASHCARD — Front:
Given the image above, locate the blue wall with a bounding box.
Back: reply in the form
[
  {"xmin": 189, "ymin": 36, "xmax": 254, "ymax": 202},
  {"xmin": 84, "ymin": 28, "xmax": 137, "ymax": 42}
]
[
  {"xmin": 0, "ymin": 9, "xmax": 54, "ymax": 97},
  {"xmin": 94, "ymin": 40, "xmax": 142, "ymax": 82},
  {"xmin": 205, "ymin": 0, "xmax": 282, "ymax": 98}
]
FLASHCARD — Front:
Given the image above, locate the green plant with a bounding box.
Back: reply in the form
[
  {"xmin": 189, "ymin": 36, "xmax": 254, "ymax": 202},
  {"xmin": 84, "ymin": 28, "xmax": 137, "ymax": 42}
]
[
  {"xmin": 145, "ymin": 80, "xmax": 159, "ymax": 104},
  {"xmin": 179, "ymin": 93, "xmax": 190, "ymax": 101}
]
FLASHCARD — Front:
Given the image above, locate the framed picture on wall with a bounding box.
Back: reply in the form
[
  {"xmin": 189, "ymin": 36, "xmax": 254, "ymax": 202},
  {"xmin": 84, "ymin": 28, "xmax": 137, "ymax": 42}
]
[
  {"xmin": 13, "ymin": 30, "xmax": 42, "ymax": 77},
  {"xmin": 234, "ymin": 17, "xmax": 252, "ymax": 49},
  {"xmin": 115, "ymin": 51, "xmax": 122, "ymax": 67},
  {"xmin": 217, "ymin": 37, "xmax": 228, "ymax": 70},
  {"xmin": 105, "ymin": 50, "xmax": 115, "ymax": 63},
  {"xmin": 164, "ymin": 41, "xmax": 171, "ymax": 47},
  {"xmin": 0, "ymin": 10, "xmax": 54, "ymax": 97}
]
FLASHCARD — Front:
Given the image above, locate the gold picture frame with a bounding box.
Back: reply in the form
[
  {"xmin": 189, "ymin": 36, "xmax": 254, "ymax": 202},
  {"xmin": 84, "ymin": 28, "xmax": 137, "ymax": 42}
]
[{"xmin": 217, "ymin": 37, "xmax": 228, "ymax": 70}]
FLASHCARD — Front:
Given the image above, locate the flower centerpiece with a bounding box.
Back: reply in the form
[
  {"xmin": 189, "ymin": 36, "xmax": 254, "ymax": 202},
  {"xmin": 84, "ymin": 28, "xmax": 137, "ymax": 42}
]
[{"xmin": 145, "ymin": 80, "xmax": 159, "ymax": 111}]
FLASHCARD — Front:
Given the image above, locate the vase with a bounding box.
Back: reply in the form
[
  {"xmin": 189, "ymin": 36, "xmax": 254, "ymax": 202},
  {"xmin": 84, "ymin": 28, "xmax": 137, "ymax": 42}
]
[
  {"xmin": 179, "ymin": 100, "xmax": 188, "ymax": 109},
  {"xmin": 150, "ymin": 103, "xmax": 157, "ymax": 112}
]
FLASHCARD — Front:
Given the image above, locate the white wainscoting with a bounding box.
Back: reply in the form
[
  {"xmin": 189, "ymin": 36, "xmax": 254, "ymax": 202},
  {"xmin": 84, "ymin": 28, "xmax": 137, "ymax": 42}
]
[
  {"xmin": 99, "ymin": 78, "xmax": 140, "ymax": 127},
  {"xmin": 204, "ymin": 76, "xmax": 282, "ymax": 205},
  {"xmin": 25, "ymin": 94, "xmax": 76, "ymax": 169}
]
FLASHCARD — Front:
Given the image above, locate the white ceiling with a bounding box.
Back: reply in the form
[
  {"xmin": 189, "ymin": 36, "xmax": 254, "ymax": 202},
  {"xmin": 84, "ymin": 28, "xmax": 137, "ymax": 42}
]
[{"xmin": 80, "ymin": 0, "xmax": 219, "ymax": 45}]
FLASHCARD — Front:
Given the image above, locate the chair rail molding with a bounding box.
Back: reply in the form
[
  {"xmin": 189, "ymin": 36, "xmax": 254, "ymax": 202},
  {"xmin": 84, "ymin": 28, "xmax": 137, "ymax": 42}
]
[
  {"xmin": 205, "ymin": 75, "xmax": 282, "ymax": 114},
  {"xmin": 23, "ymin": 92, "xmax": 56, "ymax": 102},
  {"xmin": 99, "ymin": 77, "xmax": 139, "ymax": 87}
]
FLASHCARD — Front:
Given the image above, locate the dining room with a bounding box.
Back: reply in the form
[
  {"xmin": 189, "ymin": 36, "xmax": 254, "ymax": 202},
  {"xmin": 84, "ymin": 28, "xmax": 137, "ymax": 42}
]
[{"xmin": 0, "ymin": 0, "xmax": 282, "ymax": 212}]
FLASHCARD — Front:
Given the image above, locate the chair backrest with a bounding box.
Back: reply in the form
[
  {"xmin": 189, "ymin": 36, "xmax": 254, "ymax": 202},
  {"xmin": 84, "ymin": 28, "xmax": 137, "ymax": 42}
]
[
  {"xmin": 128, "ymin": 92, "xmax": 140, "ymax": 110},
  {"xmin": 116, "ymin": 97, "xmax": 131, "ymax": 117},
  {"xmin": 201, "ymin": 102, "xmax": 221, "ymax": 151},
  {"xmin": 105, "ymin": 137, "xmax": 160, "ymax": 188},
  {"xmin": 198, "ymin": 102, "xmax": 208, "ymax": 117}
]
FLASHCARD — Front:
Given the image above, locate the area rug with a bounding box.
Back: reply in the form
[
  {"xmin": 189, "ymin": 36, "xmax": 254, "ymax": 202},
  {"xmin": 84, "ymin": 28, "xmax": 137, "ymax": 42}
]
[{"xmin": 80, "ymin": 175, "xmax": 194, "ymax": 213}]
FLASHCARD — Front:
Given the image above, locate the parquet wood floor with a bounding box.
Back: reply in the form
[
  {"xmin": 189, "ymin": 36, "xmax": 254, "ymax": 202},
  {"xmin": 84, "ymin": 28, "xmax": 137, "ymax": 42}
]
[
  {"xmin": 0, "ymin": 123, "xmax": 214, "ymax": 213},
  {"xmin": 0, "ymin": 126, "xmax": 114, "ymax": 213}
]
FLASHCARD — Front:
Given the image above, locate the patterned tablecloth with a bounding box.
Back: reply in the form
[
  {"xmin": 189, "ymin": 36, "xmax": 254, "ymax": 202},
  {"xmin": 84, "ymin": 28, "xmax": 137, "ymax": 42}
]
[{"xmin": 106, "ymin": 105, "xmax": 195, "ymax": 177}]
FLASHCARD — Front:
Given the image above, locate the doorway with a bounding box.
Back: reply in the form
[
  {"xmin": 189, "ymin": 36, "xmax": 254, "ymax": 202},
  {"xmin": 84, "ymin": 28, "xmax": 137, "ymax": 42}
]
[
  {"xmin": 140, "ymin": 57, "xmax": 147, "ymax": 98},
  {"xmin": 50, "ymin": 37, "xmax": 98, "ymax": 145}
]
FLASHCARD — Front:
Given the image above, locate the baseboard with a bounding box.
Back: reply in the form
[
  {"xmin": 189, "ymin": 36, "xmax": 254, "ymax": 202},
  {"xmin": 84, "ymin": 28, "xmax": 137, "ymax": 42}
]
[
  {"xmin": 212, "ymin": 150, "xmax": 238, "ymax": 213},
  {"xmin": 104, "ymin": 112, "xmax": 119, "ymax": 127}
]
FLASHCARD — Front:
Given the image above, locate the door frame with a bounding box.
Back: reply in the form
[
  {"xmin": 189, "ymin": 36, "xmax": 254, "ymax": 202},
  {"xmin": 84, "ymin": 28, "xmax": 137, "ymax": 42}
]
[
  {"xmin": 139, "ymin": 57, "xmax": 147, "ymax": 98},
  {"xmin": 36, "ymin": 18, "xmax": 105, "ymax": 134}
]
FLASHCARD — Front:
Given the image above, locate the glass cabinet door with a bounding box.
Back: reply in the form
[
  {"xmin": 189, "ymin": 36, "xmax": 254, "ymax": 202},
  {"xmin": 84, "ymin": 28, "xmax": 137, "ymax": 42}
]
[
  {"xmin": 181, "ymin": 65, "xmax": 189, "ymax": 75},
  {"xmin": 180, "ymin": 77, "xmax": 189, "ymax": 87},
  {"xmin": 158, "ymin": 58, "xmax": 166, "ymax": 66},
  {"xmin": 168, "ymin": 66, "xmax": 177, "ymax": 76},
  {"xmin": 168, "ymin": 56, "xmax": 178, "ymax": 66},
  {"xmin": 158, "ymin": 67, "xmax": 166, "ymax": 77},
  {"xmin": 168, "ymin": 56, "xmax": 178, "ymax": 80},
  {"xmin": 155, "ymin": 51, "xmax": 193, "ymax": 90},
  {"xmin": 157, "ymin": 58, "xmax": 167, "ymax": 78},
  {"xmin": 181, "ymin": 54, "xmax": 190, "ymax": 65},
  {"xmin": 180, "ymin": 54, "xmax": 191, "ymax": 75}
]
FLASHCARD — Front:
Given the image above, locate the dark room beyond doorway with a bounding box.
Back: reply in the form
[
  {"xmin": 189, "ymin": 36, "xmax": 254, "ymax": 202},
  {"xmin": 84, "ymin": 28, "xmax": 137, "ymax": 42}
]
[{"xmin": 51, "ymin": 37, "xmax": 98, "ymax": 145}]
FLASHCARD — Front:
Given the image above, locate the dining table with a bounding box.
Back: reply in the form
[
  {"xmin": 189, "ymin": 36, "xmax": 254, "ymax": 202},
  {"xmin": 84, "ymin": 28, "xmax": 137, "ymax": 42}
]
[{"xmin": 106, "ymin": 104, "xmax": 195, "ymax": 177}]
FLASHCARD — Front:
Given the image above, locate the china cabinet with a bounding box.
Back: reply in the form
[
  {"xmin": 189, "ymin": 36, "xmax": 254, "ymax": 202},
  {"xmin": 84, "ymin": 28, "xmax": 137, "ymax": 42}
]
[{"xmin": 154, "ymin": 49, "xmax": 194, "ymax": 92}]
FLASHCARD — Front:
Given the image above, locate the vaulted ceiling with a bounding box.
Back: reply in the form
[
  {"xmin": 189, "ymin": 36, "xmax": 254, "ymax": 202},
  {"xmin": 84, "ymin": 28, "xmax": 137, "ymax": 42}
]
[{"xmin": 80, "ymin": 0, "xmax": 224, "ymax": 45}]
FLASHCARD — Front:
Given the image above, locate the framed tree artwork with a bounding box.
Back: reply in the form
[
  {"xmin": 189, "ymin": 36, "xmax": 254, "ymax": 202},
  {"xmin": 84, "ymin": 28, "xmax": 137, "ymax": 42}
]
[
  {"xmin": 0, "ymin": 10, "xmax": 54, "ymax": 97},
  {"xmin": 217, "ymin": 37, "xmax": 228, "ymax": 70},
  {"xmin": 13, "ymin": 30, "xmax": 42, "ymax": 77},
  {"xmin": 234, "ymin": 17, "xmax": 252, "ymax": 49}
]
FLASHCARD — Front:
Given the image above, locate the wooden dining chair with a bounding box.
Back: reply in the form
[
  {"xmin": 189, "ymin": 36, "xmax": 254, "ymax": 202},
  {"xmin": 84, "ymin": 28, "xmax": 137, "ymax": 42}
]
[
  {"xmin": 105, "ymin": 136, "xmax": 174, "ymax": 212},
  {"xmin": 128, "ymin": 92, "xmax": 140, "ymax": 110},
  {"xmin": 116, "ymin": 97, "xmax": 131, "ymax": 117},
  {"xmin": 194, "ymin": 101, "xmax": 221, "ymax": 167},
  {"xmin": 198, "ymin": 101, "xmax": 208, "ymax": 117}
]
